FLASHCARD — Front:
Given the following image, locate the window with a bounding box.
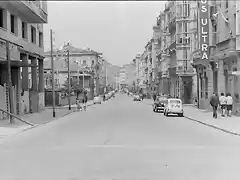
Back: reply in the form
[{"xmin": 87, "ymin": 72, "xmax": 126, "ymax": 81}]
[
  {"xmin": 10, "ymin": 14, "xmax": 17, "ymax": 34},
  {"xmin": 177, "ymin": 22, "xmax": 182, "ymax": 32},
  {"xmin": 0, "ymin": 7, "xmax": 6, "ymax": 29},
  {"xmin": 183, "ymin": 22, "xmax": 188, "ymax": 32},
  {"xmin": 39, "ymin": 31, "xmax": 43, "ymax": 47},
  {"xmin": 238, "ymin": 12, "xmax": 240, "ymax": 34},
  {"xmin": 31, "ymin": 26, "xmax": 36, "ymax": 44},
  {"xmin": 183, "ymin": 3, "xmax": 190, "ymax": 17},
  {"xmin": 22, "ymin": 21, "xmax": 27, "ymax": 39}
]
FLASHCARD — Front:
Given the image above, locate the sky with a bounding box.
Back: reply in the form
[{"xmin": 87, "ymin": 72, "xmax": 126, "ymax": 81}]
[{"xmin": 44, "ymin": 1, "xmax": 166, "ymax": 66}]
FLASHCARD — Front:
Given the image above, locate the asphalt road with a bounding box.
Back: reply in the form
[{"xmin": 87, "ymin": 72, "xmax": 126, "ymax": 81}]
[{"xmin": 1, "ymin": 93, "xmax": 240, "ymax": 180}]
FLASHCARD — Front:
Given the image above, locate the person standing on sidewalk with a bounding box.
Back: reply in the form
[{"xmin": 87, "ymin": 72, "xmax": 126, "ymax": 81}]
[
  {"xmin": 152, "ymin": 93, "xmax": 157, "ymax": 102},
  {"xmin": 219, "ymin": 92, "xmax": 227, "ymax": 117},
  {"xmin": 210, "ymin": 93, "xmax": 220, "ymax": 118},
  {"xmin": 83, "ymin": 92, "xmax": 88, "ymax": 111},
  {"xmin": 226, "ymin": 93, "xmax": 233, "ymax": 117}
]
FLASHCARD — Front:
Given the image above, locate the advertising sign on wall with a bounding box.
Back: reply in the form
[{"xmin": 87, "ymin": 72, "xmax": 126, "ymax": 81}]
[{"xmin": 199, "ymin": 0, "xmax": 209, "ymax": 60}]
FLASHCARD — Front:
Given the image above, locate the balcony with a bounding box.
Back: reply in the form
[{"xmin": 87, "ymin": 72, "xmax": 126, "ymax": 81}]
[{"xmin": 6, "ymin": 1, "xmax": 48, "ymax": 23}]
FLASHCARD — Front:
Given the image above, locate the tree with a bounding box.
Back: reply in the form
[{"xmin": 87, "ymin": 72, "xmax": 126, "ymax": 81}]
[{"xmin": 61, "ymin": 78, "xmax": 84, "ymax": 97}]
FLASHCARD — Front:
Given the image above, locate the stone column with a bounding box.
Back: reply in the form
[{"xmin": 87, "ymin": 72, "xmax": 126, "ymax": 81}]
[
  {"xmin": 31, "ymin": 57, "xmax": 38, "ymax": 91},
  {"xmin": 22, "ymin": 54, "xmax": 28, "ymax": 91},
  {"xmin": 218, "ymin": 60, "xmax": 225, "ymax": 95},
  {"xmin": 38, "ymin": 58, "xmax": 45, "ymax": 111},
  {"xmin": 38, "ymin": 59, "xmax": 44, "ymax": 92}
]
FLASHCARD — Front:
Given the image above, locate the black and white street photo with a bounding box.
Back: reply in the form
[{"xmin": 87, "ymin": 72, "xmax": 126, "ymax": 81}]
[{"xmin": 0, "ymin": 1, "xmax": 240, "ymax": 179}]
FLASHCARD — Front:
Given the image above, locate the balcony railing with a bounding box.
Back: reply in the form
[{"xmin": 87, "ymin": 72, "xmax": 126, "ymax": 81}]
[{"xmin": 20, "ymin": 1, "xmax": 48, "ymax": 23}]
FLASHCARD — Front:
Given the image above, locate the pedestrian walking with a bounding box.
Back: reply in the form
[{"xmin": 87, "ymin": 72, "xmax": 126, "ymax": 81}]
[
  {"xmin": 82, "ymin": 93, "xmax": 88, "ymax": 111},
  {"xmin": 219, "ymin": 92, "xmax": 227, "ymax": 116},
  {"xmin": 76, "ymin": 97, "xmax": 81, "ymax": 112},
  {"xmin": 226, "ymin": 93, "xmax": 233, "ymax": 117},
  {"xmin": 209, "ymin": 93, "xmax": 220, "ymax": 118}
]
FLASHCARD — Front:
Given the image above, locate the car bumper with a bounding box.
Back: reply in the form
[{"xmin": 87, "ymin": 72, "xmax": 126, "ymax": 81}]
[{"xmin": 167, "ymin": 109, "xmax": 184, "ymax": 114}]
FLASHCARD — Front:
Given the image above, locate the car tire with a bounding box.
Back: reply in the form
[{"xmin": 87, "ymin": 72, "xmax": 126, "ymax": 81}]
[
  {"xmin": 153, "ymin": 108, "xmax": 156, "ymax": 112},
  {"xmin": 178, "ymin": 113, "xmax": 183, "ymax": 117},
  {"xmin": 166, "ymin": 111, "xmax": 169, "ymax": 116}
]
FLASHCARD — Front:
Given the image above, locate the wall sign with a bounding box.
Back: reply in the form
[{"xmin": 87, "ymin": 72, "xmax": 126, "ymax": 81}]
[{"xmin": 199, "ymin": 0, "xmax": 209, "ymax": 60}]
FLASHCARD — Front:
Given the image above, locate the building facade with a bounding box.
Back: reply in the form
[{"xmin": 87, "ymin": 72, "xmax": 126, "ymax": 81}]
[
  {"xmin": 192, "ymin": 0, "xmax": 240, "ymax": 111},
  {"xmin": 0, "ymin": 1, "xmax": 48, "ymax": 119},
  {"xmin": 119, "ymin": 67, "xmax": 127, "ymax": 88},
  {"xmin": 44, "ymin": 44, "xmax": 102, "ymax": 99}
]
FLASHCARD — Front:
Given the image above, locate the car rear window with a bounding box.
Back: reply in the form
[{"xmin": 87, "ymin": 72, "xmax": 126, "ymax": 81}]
[
  {"xmin": 157, "ymin": 97, "xmax": 167, "ymax": 101},
  {"xmin": 169, "ymin": 100, "xmax": 181, "ymax": 104}
]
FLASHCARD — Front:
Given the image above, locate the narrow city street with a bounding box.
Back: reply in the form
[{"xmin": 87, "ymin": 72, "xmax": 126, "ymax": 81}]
[{"xmin": 1, "ymin": 93, "xmax": 240, "ymax": 180}]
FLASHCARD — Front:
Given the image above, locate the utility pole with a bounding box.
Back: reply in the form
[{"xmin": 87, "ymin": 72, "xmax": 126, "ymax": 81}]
[
  {"xmin": 67, "ymin": 43, "xmax": 71, "ymax": 110},
  {"xmin": 50, "ymin": 29, "xmax": 56, "ymax": 117},
  {"xmin": 6, "ymin": 41, "xmax": 14, "ymax": 123}
]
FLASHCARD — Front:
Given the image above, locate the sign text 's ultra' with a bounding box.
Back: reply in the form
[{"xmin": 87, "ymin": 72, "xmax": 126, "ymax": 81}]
[{"xmin": 199, "ymin": 0, "xmax": 209, "ymax": 60}]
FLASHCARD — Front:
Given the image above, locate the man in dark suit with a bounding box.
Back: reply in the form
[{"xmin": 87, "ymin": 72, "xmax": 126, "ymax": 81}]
[{"xmin": 209, "ymin": 93, "xmax": 220, "ymax": 118}]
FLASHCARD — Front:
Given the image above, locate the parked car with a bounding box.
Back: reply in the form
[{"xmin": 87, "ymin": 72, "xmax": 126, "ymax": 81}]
[
  {"xmin": 93, "ymin": 96, "xmax": 101, "ymax": 104},
  {"xmin": 163, "ymin": 98, "xmax": 184, "ymax": 117},
  {"xmin": 133, "ymin": 94, "xmax": 141, "ymax": 101},
  {"xmin": 153, "ymin": 96, "xmax": 168, "ymax": 112}
]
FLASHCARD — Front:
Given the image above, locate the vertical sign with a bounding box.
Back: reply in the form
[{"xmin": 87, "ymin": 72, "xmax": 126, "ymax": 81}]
[{"xmin": 199, "ymin": 0, "xmax": 209, "ymax": 60}]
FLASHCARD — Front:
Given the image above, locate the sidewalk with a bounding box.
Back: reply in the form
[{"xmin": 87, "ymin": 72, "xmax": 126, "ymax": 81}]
[
  {"xmin": 184, "ymin": 105, "xmax": 240, "ymax": 136},
  {"xmin": 62, "ymin": 100, "xmax": 94, "ymax": 108},
  {"xmin": 142, "ymin": 99, "xmax": 240, "ymax": 136},
  {"xmin": 0, "ymin": 100, "xmax": 94, "ymax": 144}
]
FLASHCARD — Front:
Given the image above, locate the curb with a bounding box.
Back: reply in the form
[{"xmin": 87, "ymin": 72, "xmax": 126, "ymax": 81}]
[
  {"xmin": 140, "ymin": 100, "xmax": 240, "ymax": 137},
  {"xmin": 184, "ymin": 115, "xmax": 240, "ymax": 137}
]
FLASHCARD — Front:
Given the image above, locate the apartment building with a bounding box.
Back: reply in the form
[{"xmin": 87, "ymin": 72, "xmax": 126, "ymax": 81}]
[
  {"xmin": 44, "ymin": 44, "xmax": 102, "ymax": 98},
  {"xmin": 192, "ymin": 0, "xmax": 240, "ymax": 110},
  {"xmin": 175, "ymin": 0, "xmax": 198, "ymax": 103},
  {"xmin": 145, "ymin": 40, "xmax": 154, "ymax": 95},
  {"xmin": 0, "ymin": 1, "xmax": 48, "ymax": 118}
]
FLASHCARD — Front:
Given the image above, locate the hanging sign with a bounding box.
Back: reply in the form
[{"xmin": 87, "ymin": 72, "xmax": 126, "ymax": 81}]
[{"xmin": 199, "ymin": 0, "xmax": 209, "ymax": 60}]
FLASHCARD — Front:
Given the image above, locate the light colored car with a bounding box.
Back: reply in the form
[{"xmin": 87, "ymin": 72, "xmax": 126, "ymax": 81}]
[
  {"xmin": 93, "ymin": 96, "xmax": 101, "ymax": 104},
  {"xmin": 163, "ymin": 98, "xmax": 184, "ymax": 117}
]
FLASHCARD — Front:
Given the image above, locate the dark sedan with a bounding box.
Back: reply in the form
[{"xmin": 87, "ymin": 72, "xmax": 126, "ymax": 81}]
[{"xmin": 153, "ymin": 96, "xmax": 168, "ymax": 112}]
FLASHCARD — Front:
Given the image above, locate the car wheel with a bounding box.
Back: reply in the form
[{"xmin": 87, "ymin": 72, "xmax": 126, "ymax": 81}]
[
  {"xmin": 166, "ymin": 111, "xmax": 169, "ymax": 116},
  {"xmin": 178, "ymin": 113, "xmax": 183, "ymax": 117}
]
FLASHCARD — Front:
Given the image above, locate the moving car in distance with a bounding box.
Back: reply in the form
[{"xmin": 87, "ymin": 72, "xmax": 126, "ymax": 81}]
[
  {"xmin": 163, "ymin": 98, "xmax": 184, "ymax": 117},
  {"xmin": 93, "ymin": 96, "xmax": 101, "ymax": 104},
  {"xmin": 153, "ymin": 96, "xmax": 168, "ymax": 113},
  {"xmin": 133, "ymin": 94, "xmax": 141, "ymax": 101}
]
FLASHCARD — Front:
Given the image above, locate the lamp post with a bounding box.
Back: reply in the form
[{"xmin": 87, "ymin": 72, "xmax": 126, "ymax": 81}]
[{"xmin": 50, "ymin": 29, "xmax": 56, "ymax": 117}]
